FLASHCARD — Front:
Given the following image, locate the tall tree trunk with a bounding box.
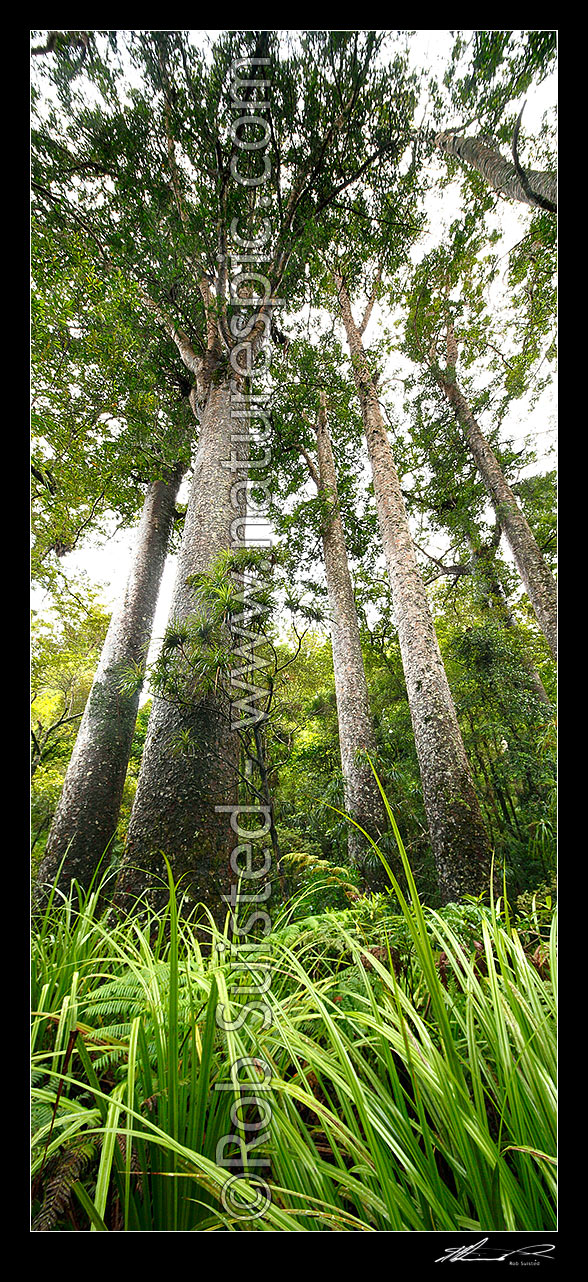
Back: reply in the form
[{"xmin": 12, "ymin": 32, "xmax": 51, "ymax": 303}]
[
  {"xmin": 114, "ymin": 379, "xmax": 245, "ymax": 920},
  {"xmin": 435, "ymin": 131, "xmax": 557, "ymax": 212},
  {"xmin": 312, "ymin": 393, "xmax": 390, "ymax": 883},
  {"xmin": 437, "ymin": 348, "xmax": 557, "ymax": 661},
  {"xmin": 33, "ymin": 467, "xmax": 184, "ymax": 907},
  {"xmin": 336, "ymin": 275, "xmax": 493, "ymax": 903}
]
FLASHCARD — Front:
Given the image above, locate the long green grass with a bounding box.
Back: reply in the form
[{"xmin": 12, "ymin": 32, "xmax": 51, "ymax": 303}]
[{"xmin": 31, "ymin": 822, "xmax": 556, "ymax": 1231}]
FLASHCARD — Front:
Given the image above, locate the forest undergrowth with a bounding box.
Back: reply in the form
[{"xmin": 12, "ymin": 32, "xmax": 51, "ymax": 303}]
[{"xmin": 31, "ymin": 807, "xmax": 556, "ymax": 1233}]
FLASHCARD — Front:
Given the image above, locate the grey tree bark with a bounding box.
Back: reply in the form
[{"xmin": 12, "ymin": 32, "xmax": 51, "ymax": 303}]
[
  {"xmin": 335, "ymin": 274, "xmax": 494, "ymax": 904},
  {"xmin": 33, "ymin": 466, "xmax": 184, "ymax": 907},
  {"xmin": 435, "ymin": 131, "xmax": 557, "ymax": 212},
  {"xmin": 114, "ymin": 377, "xmax": 246, "ymax": 920},
  {"xmin": 303, "ymin": 393, "xmax": 390, "ymax": 884},
  {"xmin": 435, "ymin": 334, "xmax": 557, "ymax": 662}
]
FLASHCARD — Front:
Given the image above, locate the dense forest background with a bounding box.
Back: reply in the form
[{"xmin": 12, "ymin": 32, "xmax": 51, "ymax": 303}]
[{"xmin": 30, "ymin": 29, "xmax": 557, "ymax": 1236}]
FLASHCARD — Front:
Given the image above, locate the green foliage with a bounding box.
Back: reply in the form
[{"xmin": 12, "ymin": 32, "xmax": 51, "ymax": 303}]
[
  {"xmin": 439, "ymin": 614, "xmax": 556, "ymax": 893},
  {"xmin": 32, "ymin": 820, "xmax": 556, "ymax": 1231},
  {"xmin": 511, "ymin": 470, "xmax": 557, "ymax": 568},
  {"xmin": 441, "ymin": 30, "xmax": 556, "ymax": 144},
  {"xmin": 280, "ymin": 851, "xmax": 360, "ymax": 913},
  {"xmin": 31, "ymin": 590, "xmax": 111, "ymax": 862},
  {"xmin": 31, "ymin": 219, "xmax": 193, "ymax": 600}
]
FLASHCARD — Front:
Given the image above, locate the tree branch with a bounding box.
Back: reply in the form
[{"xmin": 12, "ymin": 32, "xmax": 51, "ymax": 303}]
[
  {"xmin": 299, "ymin": 444, "xmax": 320, "ymax": 490},
  {"xmin": 358, "ymin": 262, "xmax": 383, "ymax": 337}
]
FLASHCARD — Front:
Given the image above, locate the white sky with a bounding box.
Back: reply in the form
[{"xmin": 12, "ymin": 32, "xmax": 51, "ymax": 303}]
[{"xmin": 32, "ymin": 30, "xmax": 557, "ymax": 691}]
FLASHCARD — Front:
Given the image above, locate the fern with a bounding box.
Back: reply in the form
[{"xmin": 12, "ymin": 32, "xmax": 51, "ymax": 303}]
[{"xmin": 32, "ymin": 1137, "xmax": 97, "ymax": 1232}]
